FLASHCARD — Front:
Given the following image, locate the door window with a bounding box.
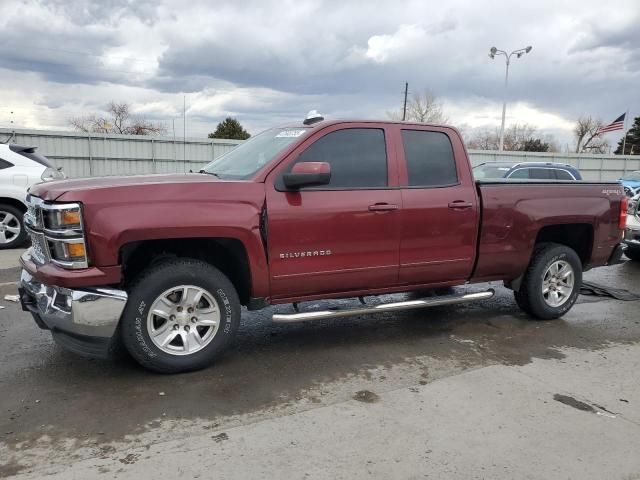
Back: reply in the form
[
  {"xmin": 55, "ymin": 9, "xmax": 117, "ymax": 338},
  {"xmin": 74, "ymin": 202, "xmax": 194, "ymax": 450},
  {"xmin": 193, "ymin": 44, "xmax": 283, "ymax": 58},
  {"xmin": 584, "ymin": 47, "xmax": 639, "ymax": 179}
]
[
  {"xmin": 527, "ymin": 168, "xmax": 554, "ymax": 180},
  {"xmin": 401, "ymin": 130, "xmax": 458, "ymax": 187},
  {"xmin": 293, "ymin": 128, "xmax": 387, "ymax": 188}
]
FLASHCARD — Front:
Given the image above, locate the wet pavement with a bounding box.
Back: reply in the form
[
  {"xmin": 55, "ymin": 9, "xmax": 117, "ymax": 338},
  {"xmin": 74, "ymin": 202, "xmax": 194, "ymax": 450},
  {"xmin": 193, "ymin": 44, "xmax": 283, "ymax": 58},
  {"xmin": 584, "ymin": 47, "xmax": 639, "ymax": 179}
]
[{"xmin": 1, "ymin": 251, "xmax": 639, "ymax": 478}]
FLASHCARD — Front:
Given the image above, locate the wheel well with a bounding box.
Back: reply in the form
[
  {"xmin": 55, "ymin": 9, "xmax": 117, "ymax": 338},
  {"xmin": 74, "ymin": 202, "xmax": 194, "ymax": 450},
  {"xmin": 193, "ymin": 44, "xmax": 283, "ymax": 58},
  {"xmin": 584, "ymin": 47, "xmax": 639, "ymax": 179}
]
[
  {"xmin": 120, "ymin": 238, "xmax": 252, "ymax": 305},
  {"xmin": 534, "ymin": 224, "xmax": 593, "ymax": 265},
  {"xmin": 0, "ymin": 197, "xmax": 27, "ymax": 213}
]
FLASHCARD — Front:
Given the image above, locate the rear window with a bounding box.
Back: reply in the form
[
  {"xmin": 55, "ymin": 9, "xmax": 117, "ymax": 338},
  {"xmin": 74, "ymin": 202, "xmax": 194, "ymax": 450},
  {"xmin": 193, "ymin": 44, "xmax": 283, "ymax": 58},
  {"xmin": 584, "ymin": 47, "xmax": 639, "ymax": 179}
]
[
  {"xmin": 473, "ymin": 164, "xmax": 512, "ymax": 180},
  {"xmin": 401, "ymin": 130, "xmax": 457, "ymax": 187},
  {"xmin": 8, "ymin": 145, "xmax": 55, "ymax": 168},
  {"xmin": 555, "ymin": 169, "xmax": 574, "ymax": 180}
]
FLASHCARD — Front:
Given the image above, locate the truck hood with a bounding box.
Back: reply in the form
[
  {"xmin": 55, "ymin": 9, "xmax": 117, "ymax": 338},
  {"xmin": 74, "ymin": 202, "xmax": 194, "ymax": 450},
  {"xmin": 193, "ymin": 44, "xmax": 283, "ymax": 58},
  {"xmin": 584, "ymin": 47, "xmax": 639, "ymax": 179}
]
[{"xmin": 29, "ymin": 173, "xmax": 224, "ymax": 201}]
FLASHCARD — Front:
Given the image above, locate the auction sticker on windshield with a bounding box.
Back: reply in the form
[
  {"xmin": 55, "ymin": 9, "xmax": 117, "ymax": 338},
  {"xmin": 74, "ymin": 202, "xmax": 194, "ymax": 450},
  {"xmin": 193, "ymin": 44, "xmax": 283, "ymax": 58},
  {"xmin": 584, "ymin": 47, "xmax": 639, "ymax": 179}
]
[{"xmin": 275, "ymin": 129, "xmax": 306, "ymax": 138}]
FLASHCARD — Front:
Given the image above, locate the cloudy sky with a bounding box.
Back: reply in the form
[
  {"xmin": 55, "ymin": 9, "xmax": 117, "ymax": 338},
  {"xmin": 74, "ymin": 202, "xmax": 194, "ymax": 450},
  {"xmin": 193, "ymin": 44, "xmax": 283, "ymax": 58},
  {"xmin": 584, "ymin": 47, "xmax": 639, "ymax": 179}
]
[{"xmin": 0, "ymin": 0, "xmax": 638, "ymax": 148}]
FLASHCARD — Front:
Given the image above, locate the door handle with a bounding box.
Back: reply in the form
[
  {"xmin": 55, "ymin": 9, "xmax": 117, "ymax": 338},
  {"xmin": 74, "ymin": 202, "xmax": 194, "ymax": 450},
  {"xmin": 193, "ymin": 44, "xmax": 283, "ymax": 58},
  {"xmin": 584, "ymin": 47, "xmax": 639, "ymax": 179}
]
[
  {"xmin": 368, "ymin": 203, "xmax": 399, "ymax": 212},
  {"xmin": 448, "ymin": 200, "xmax": 473, "ymax": 210}
]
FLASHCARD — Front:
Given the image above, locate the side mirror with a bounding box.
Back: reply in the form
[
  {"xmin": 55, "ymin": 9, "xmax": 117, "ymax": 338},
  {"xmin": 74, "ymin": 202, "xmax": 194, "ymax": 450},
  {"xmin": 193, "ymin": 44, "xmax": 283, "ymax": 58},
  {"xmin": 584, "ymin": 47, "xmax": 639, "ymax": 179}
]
[{"xmin": 283, "ymin": 162, "xmax": 331, "ymax": 189}]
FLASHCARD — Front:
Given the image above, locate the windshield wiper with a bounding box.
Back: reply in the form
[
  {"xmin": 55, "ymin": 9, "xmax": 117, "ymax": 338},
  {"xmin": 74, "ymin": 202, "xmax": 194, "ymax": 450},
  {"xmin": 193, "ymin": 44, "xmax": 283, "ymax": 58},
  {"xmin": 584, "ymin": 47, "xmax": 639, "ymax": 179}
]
[{"xmin": 199, "ymin": 169, "xmax": 219, "ymax": 178}]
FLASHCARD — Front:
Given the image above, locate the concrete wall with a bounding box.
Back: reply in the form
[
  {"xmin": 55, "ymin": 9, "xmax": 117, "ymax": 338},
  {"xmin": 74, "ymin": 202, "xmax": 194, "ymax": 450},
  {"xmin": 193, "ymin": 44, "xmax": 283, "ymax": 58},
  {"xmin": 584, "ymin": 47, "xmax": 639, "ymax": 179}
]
[
  {"xmin": 0, "ymin": 128, "xmax": 242, "ymax": 178},
  {"xmin": 2, "ymin": 128, "xmax": 638, "ymax": 181}
]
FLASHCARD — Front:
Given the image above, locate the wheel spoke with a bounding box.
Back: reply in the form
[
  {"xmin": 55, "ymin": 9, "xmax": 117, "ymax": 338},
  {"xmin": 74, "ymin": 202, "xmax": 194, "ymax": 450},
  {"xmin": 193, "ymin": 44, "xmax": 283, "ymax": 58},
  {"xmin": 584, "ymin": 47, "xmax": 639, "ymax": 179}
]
[
  {"xmin": 5, "ymin": 225, "xmax": 20, "ymax": 234},
  {"xmin": 182, "ymin": 286, "xmax": 203, "ymax": 307},
  {"xmin": 197, "ymin": 315, "xmax": 218, "ymax": 326},
  {"xmin": 0, "ymin": 232, "xmax": 7, "ymax": 243},
  {"xmin": 152, "ymin": 308, "xmax": 171, "ymax": 319},
  {"xmin": 3, "ymin": 213, "xmax": 16, "ymax": 225},
  {"xmin": 154, "ymin": 326, "xmax": 178, "ymax": 347},
  {"xmin": 189, "ymin": 328, "xmax": 204, "ymax": 347}
]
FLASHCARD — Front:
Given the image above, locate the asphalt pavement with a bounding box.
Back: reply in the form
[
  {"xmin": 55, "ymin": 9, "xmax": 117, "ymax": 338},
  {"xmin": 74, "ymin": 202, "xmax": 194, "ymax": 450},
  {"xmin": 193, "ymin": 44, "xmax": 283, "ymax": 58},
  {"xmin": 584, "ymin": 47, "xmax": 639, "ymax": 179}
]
[{"xmin": 1, "ymin": 248, "xmax": 640, "ymax": 479}]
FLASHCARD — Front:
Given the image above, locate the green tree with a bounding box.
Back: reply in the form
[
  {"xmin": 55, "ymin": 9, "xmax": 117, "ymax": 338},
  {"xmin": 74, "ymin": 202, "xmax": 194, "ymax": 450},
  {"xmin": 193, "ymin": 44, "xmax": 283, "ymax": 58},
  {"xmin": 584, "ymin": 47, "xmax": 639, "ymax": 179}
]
[
  {"xmin": 520, "ymin": 138, "xmax": 550, "ymax": 152},
  {"xmin": 614, "ymin": 115, "xmax": 640, "ymax": 155},
  {"xmin": 208, "ymin": 117, "xmax": 251, "ymax": 140}
]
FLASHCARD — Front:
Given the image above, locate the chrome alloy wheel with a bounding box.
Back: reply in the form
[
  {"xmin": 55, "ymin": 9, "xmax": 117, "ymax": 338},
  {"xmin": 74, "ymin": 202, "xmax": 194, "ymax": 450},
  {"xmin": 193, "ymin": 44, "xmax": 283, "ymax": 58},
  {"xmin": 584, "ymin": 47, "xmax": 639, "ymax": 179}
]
[
  {"xmin": 147, "ymin": 285, "xmax": 220, "ymax": 355},
  {"xmin": 0, "ymin": 211, "xmax": 21, "ymax": 244},
  {"xmin": 541, "ymin": 260, "xmax": 575, "ymax": 308}
]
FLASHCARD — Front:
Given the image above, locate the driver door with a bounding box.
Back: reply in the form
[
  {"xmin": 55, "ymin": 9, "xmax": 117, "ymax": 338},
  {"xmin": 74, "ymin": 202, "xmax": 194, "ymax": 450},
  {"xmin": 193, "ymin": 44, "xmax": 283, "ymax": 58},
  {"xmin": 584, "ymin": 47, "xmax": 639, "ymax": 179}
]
[{"xmin": 265, "ymin": 125, "xmax": 401, "ymax": 300}]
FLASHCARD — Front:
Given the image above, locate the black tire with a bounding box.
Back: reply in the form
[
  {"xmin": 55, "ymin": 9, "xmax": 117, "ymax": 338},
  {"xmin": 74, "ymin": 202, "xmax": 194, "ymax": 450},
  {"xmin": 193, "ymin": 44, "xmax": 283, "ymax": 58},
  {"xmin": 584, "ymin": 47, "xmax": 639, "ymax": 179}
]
[
  {"xmin": 514, "ymin": 243, "xmax": 582, "ymax": 320},
  {"xmin": 0, "ymin": 203, "xmax": 27, "ymax": 249},
  {"xmin": 624, "ymin": 247, "xmax": 640, "ymax": 262},
  {"xmin": 120, "ymin": 258, "xmax": 240, "ymax": 373}
]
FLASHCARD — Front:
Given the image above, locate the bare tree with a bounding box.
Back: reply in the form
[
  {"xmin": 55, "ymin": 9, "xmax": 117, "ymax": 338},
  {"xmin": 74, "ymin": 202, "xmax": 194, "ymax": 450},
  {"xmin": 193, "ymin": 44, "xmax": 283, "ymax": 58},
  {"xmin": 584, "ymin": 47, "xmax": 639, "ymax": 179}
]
[
  {"xmin": 467, "ymin": 124, "xmax": 559, "ymax": 152},
  {"xmin": 70, "ymin": 101, "xmax": 166, "ymax": 135},
  {"xmin": 574, "ymin": 116, "xmax": 609, "ymax": 153},
  {"xmin": 388, "ymin": 90, "xmax": 448, "ymax": 124}
]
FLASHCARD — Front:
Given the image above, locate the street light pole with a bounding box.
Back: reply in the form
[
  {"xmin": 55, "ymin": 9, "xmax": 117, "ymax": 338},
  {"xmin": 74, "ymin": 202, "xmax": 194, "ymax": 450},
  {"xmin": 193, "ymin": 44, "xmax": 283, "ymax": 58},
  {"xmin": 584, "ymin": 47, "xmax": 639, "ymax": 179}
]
[{"xmin": 489, "ymin": 45, "xmax": 532, "ymax": 151}]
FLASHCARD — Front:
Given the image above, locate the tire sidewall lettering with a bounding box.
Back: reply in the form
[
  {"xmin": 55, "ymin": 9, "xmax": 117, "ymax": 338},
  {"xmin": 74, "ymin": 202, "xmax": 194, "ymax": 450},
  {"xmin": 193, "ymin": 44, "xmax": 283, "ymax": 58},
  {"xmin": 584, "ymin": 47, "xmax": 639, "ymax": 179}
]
[{"xmin": 134, "ymin": 300, "xmax": 157, "ymax": 358}]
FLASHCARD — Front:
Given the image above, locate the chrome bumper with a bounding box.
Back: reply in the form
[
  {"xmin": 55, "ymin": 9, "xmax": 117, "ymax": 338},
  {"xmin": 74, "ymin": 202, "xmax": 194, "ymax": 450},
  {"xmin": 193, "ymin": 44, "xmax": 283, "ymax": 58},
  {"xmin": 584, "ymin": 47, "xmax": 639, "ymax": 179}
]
[
  {"xmin": 19, "ymin": 269, "xmax": 128, "ymax": 340},
  {"xmin": 624, "ymin": 225, "xmax": 640, "ymax": 247}
]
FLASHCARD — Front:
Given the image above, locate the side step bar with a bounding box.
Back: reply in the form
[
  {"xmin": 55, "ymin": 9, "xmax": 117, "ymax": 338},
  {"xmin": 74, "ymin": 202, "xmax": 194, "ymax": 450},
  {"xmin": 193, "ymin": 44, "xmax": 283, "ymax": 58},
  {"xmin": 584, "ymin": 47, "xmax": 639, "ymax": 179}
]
[{"xmin": 272, "ymin": 289, "xmax": 495, "ymax": 323}]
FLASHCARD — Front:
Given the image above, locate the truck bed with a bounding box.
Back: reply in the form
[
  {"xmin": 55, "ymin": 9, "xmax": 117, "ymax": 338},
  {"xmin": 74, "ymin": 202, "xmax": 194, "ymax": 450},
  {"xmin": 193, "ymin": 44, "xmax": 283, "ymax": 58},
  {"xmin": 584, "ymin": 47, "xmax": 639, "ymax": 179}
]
[{"xmin": 471, "ymin": 180, "xmax": 625, "ymax": 282}]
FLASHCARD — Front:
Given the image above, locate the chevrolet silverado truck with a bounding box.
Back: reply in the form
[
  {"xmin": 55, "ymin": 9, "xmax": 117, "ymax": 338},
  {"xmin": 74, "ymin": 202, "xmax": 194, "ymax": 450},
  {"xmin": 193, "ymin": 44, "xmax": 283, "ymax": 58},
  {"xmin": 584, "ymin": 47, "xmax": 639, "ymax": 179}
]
[{"xmin": 19, "ymin": 118, "xmax": 628, "ymax": 373}]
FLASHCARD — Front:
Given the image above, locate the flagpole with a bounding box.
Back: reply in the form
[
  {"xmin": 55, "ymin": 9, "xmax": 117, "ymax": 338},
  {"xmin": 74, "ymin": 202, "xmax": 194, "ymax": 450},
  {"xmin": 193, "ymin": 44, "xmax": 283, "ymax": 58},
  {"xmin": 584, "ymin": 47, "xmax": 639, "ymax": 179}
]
[{"xmin": 622, "ymin": 110, "xmax": 628, "ymax": 156}]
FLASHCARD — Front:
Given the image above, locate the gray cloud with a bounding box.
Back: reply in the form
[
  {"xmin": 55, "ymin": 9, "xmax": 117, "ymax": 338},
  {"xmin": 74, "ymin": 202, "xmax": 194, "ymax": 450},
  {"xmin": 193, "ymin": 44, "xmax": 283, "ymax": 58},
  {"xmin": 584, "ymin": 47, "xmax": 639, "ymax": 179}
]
[{"xmin": 0, "ymin": 0, "xmax": 638, "ymax": 144}]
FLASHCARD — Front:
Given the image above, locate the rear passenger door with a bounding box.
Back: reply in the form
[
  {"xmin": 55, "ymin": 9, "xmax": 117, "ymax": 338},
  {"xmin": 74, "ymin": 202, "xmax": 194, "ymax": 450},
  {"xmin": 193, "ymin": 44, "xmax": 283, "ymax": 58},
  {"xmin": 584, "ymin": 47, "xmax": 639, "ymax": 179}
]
[{"xmin": 396, "ymin": 127, "xmax": 479, "ymax": 285}]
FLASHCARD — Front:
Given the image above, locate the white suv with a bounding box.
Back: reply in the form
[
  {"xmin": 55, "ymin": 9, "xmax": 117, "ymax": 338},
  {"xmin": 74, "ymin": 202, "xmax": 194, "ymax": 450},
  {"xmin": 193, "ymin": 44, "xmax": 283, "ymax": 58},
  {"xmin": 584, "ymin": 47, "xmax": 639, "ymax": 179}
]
[{"xmin": 0, "ymin": 144, "xmax": 65, "ymax": 249}]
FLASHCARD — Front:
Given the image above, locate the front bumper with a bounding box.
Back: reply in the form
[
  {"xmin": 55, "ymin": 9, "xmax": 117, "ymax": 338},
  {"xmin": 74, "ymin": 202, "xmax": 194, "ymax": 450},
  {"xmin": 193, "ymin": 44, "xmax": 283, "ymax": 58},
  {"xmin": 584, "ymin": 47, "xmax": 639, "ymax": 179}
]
[{"xmin": 19, "ymin": 268, "xmax": 128, "ymax": 358}]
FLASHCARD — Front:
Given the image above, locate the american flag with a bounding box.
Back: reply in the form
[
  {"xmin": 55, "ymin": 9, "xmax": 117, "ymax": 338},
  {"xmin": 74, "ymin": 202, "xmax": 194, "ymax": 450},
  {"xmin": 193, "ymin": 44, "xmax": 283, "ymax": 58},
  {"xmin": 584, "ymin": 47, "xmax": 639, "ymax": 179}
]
[{"xmin": 597, "ymin": 113, "xmax": 626, "ymax": 134}]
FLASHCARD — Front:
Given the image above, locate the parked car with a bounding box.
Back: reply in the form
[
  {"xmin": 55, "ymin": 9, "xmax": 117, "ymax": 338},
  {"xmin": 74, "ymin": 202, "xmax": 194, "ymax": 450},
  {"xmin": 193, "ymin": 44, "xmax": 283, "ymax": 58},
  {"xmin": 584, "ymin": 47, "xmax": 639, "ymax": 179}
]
[
  {"xmin": 19, "ymin": 117, "xmax": 626, "ymax": 373},
  {"xmin": 0, "ymin": 144, "xmax": 65, "ymax": 249},
  {"xmin": 619, "ymin": 171, "xmax": 640, "ymax": 197},
  {"xmin": 624, "ymin": 193, "xmax": 640, "ymax": 261},
  {"xmin": 473, "ymin": 161, "xmax": 582, "ymax": 181}
]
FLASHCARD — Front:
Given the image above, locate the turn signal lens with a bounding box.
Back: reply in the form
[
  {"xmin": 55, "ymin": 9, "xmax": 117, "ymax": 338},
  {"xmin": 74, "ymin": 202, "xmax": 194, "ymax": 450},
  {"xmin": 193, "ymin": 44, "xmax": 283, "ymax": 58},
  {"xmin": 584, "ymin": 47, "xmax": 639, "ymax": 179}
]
[
  {"xmin": 61, "ymin": 210, "xmax": 81, "ymax": 226},
  {"xmin": 66, "ymin": 243, "xmax": 86, "ymax": 258}
]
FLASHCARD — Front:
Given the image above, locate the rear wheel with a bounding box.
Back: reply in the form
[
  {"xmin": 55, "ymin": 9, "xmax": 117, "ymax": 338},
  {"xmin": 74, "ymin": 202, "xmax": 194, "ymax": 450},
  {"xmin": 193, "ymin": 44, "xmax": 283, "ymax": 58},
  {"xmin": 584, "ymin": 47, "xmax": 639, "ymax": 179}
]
[
  {"xmin": 0, "ymin": 204, "xmax": 27, "ymax": 249},
  {"xmin": 120, "ymin": 258, "xmax": 241, "ymax": 373},
  {"xmin": 514, "ymin": 243, "xmax": 582, "ymax": 320},
  {"xmin": 625, "ymin": 246, "xmax": 640, "ymax": 262}
]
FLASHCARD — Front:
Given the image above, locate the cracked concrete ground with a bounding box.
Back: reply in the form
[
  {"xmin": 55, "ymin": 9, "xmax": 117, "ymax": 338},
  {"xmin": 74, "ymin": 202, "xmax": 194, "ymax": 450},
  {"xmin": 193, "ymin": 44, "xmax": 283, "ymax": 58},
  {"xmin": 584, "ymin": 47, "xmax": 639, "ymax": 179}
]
[{"xmin": 1, "ymin": 248, "xmax": 639, "ymax": 479}]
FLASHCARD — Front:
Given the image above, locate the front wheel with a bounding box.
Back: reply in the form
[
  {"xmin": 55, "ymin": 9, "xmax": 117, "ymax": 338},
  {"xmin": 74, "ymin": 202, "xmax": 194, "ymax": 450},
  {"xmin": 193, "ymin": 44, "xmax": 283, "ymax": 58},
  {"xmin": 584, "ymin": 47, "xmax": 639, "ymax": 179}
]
[
  {"xmin": 514, "ymin": 243, "xmax": 582, "ymax": 320},
  {"xmin": 120, "ymin": 258, "xmax": 241, "ymax": 373},
  {"xmin": 0, "ymin": 204, "xmax": 27, "ymax": 249}
]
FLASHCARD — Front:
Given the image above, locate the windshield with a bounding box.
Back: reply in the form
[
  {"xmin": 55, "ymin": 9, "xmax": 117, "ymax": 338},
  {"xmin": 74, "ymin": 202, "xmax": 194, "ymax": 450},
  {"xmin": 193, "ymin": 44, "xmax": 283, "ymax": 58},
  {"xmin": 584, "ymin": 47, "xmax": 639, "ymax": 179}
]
[
  {"xmin": 202, "ymin": 127, "xmax": 309, "ymax": 179},
  {"xmin": 622, "ymin": 172, "xmax": 640, "ymax": 181},
  {"xmin": 472, "ymin": 164, "xmax": 513, "ymax": 180}
]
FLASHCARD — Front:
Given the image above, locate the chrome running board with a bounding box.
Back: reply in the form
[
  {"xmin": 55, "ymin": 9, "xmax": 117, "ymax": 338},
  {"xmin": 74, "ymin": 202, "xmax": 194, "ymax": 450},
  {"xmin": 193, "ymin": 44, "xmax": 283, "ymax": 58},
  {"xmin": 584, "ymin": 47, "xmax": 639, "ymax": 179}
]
[{"xmin": 272, "ymin": 289, "xmax": 495, "ymax": 323}]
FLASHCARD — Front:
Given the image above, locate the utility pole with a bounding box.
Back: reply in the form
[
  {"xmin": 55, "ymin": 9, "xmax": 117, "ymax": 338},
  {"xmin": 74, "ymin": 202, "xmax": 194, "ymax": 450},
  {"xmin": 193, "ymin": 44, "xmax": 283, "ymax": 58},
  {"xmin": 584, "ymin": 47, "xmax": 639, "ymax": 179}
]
[{"xmin": 402, "ymin": 82, "xmax": 409, "ymax": 121}]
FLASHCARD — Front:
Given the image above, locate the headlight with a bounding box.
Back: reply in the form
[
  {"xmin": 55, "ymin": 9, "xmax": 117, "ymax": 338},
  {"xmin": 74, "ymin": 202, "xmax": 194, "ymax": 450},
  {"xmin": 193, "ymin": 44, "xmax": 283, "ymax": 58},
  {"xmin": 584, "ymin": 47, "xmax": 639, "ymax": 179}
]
[
  {"xmin": 43, "ymin": 205, "xmax": 82, "ymax": 230},
  {"xmin": 42, "ymin": 203, "xmax": 88, "ymax": 269}
]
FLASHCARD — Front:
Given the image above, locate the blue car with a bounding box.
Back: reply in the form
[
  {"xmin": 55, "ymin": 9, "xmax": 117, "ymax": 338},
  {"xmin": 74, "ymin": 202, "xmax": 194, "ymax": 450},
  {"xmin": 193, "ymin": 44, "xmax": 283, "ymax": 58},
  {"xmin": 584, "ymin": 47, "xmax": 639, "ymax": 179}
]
[
  {"xmin": 473, "ymin": 161, "xmax": 582, "ymax": 181},
  {"xmin": 619, "ymin": 171, "xmax": 640, "ymax": 197}
]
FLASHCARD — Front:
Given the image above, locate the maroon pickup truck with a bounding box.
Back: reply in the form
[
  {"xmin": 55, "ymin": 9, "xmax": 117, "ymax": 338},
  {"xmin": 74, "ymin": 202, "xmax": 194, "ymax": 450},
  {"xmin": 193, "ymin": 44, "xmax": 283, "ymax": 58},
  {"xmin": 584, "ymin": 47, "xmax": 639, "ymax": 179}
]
[{"xmin": 19, "ymin": 119, "xmax": 627, "ymax": 373}]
